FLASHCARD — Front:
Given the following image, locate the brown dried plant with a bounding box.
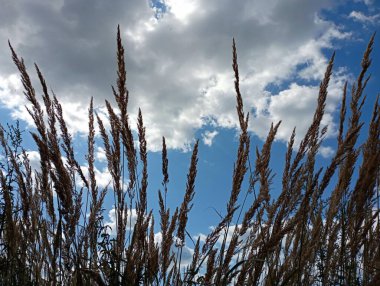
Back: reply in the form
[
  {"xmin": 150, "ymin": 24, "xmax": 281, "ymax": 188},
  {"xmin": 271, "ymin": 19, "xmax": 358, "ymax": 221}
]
[{"xmin": 0, "ymin": 27, "xmax": 378, "ymax": 286}]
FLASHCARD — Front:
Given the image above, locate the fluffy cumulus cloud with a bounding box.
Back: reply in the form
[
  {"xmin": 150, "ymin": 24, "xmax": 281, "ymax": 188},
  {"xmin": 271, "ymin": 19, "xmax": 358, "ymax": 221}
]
[
  {"xmin": 104, "ymin": 211, "xmax": 195, "ymax": 266},
  {"xmin": 0, "ymin": 74, "xmax": 30, "ymax": 122},
  {"xmin": 154, "ymin": 231, "xmax": 194, "ymax": 267},
  {"xmin": 25, "ymin": 150, "xmax": 42, "ymax": 172},
  {"xmin": 318, "ymin": 145, "xmax": 335, "ymax": 158},
  {"xmin": 95, "ymin": 146, "xmax": 107, "ymax": 163},
  {"xmin": 104, "ymin": 207, "xmax": 138, "ymax": 235},
  {"xmin": 81, "ymin": 165, "xmax": 113, "ymax": 189},
  {"xmin": 0, "ymin": 0, "xmax": 358, "ymax": 151},
  {"xmin": 202, "ymin": 130, "xmax": 218, "ymax": 146}
]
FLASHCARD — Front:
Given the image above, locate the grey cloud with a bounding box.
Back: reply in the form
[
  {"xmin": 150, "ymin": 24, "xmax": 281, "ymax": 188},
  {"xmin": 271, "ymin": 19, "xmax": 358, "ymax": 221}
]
[
  {"xmin": 1, "ymin": 0, "xmax": 152, "ymax": 102},
  {"xmin": 0, "ymin": 0, "xmax": 352, "ymax": 151}
]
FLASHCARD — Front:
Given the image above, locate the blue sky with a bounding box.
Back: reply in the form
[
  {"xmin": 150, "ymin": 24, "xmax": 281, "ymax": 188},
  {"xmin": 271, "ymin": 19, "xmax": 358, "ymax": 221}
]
[{"xmin": 0, "ymin": 0, "xmax": 379, "ymax": 261}]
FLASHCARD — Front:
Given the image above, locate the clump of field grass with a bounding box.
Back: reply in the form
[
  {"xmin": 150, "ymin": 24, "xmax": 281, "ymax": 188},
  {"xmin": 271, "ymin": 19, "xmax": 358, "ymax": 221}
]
[{"xmin": 0, "ymin": 26, "xmax": 379, "ymax": 285}]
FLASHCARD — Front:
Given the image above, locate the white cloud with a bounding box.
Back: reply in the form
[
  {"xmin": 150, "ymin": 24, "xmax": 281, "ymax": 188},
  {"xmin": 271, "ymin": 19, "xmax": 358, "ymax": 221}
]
[
  {"xmin": 0, "ymin": 0, "xmax": 359, "ymax": 152},
  {"xmin": 193, "ymin": 232, "xmax": 208, "ymax": 243},
  {"xmin": 104, "ymin": 207, "xmax": 138, "ymax": 235},
  {"xmin": 155, "ymin": 231, "xmax": 194, "ymax": 267},
  {"xmin": 95, "ymin": 146, "xmax": 107, "ymax": 163},
  {"xmin": 319, "ymin": 145, "xmax": 335, "ymax": 158},
  {"xmin": 0, "ymin": 74, "xmax": 24, "ymax": 108},
  {"xmin": 349, "ymin": 11, "xmax": 380, "ymax": 24},
  {"xmin": 104, "ymin": 216, "xmax": 195, "ymax": 267},
  {"xmin": 0, "ymin": 74, "xmax": 31, "ymax": 122},
  {"xmin": 25, "ymin": 150, "xmax": 41, "ymax": 172},
  {"xmin": 0, "ymin": 73, "xmax": 110, "ymax": 136},
  {"xmin": 250, "ymin": 77, "xmax": 344, "ymax": 146},
  {"xmin": 165, "ymin": 0, "xmax": 200, "ymax": 24},
  {"xmin": 202, "ymin": 130, "xmax": 218, "ymax": 146},
  {"xmin": 202, "ymin": 223, "xmax": 250, "ymax": 246},
  {"xmin": 80, "ymin": 164, "xmax": 129, "ymax": 190},
  {"xmin": 154, "ymin": 231, "xmax": 163, "ymax": 244},
  {"xmin": 22, "ymin": 149, "xmax": 129, "ymax": 195},
  {"xmin": 92, "ymin": 167, "xmax": 112, "ymax": 189}
]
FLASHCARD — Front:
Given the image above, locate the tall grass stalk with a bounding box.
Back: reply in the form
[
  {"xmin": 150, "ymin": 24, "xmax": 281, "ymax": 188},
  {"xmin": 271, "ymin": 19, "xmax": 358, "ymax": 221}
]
[{"xmin": 0, "ymin": 28, "xmax": 379, "ymax": 285}]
